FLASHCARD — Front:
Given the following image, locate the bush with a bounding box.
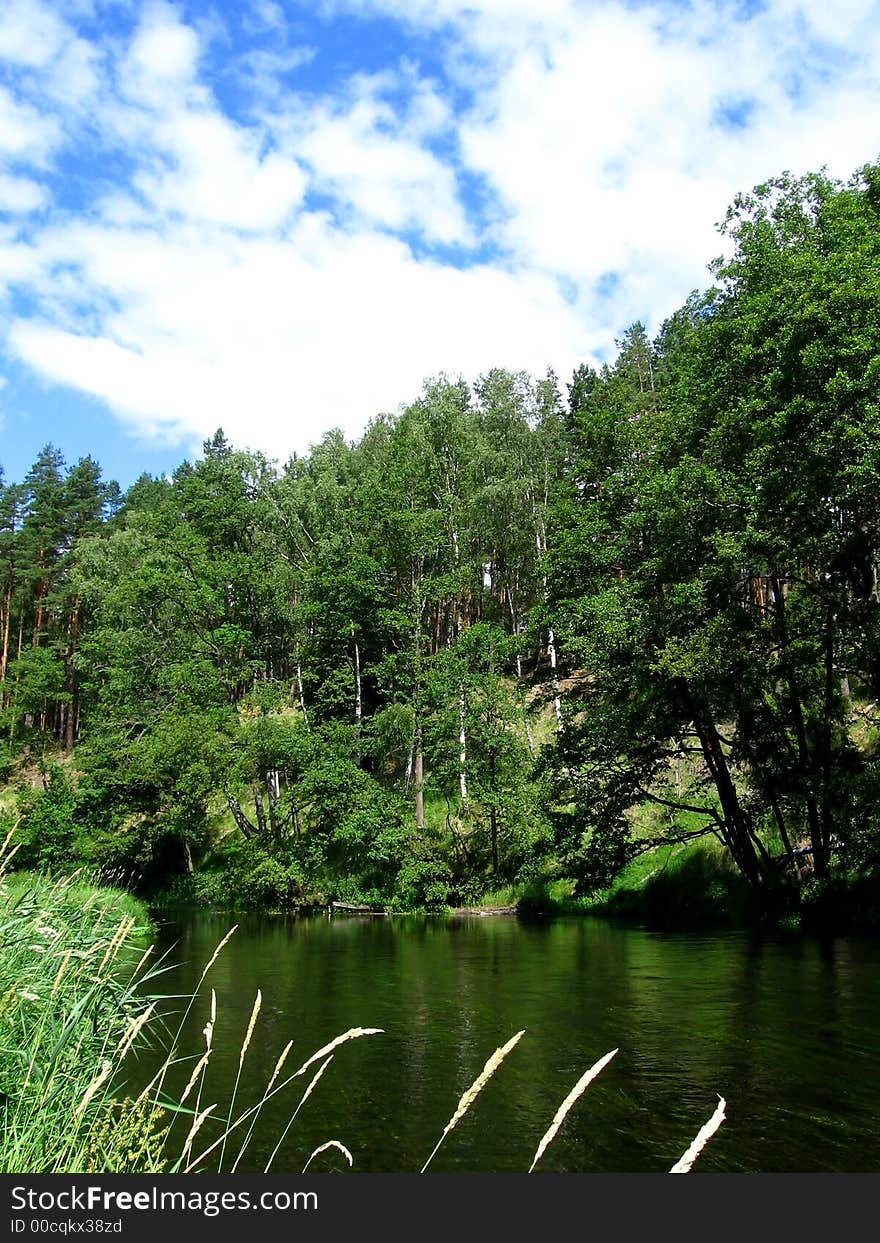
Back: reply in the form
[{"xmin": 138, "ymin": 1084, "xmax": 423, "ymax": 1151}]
[
  {"xmin": 13, "ymin": 765, "xmax": 79, "ymax": 870},
  {"xmin": 158, "ymin": 839, "xmax": 312, "ymax": 911},
  {"xmin": 392, "ymin": 854, "xmax": 453, "ymax": 910},
  {"xmin": 799, "ymin": 873, "xmax": 880, "ymax": 931}
]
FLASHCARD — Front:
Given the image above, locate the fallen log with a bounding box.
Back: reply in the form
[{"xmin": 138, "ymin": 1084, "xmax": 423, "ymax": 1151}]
[{"xmin": 450, "ymin": 904, "xmax": 519, "ymax": 917}]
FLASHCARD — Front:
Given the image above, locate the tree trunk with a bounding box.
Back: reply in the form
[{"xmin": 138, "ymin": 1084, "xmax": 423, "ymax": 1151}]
[
  {"xmin": 33, "ymin": 549, "xmax": 46, "ymax": 646},
  {"xmin": 685, "ymin": 689, "xmax": 764, "ymax": 888},
  {"xmin": 226, "ymin": 793, "xmax": 256, "ymax": 838},
  {"xmin": 414, "ymin": 723, "xmax": 424, "ymax": 832},
  {"xmin": 817, "ymin": 600, "xmax": 836, "ymax": 878},
  {"xmin": 9, "ymin": 615, "xmax": 23, "ymax": 741},
  {"xmin": 535, "ymin": 514, "xmax": 564, "ymax": 734},
  {"xmin": 769, "ymin": 574, "xmax": 825, "ymax": 876},
  {"xmin": 254, "ymin": 788, "xmax": 267, "ymax": 836},
  {"xmin": 295, "ymin": 662, "xmax": 310, "ymax": 731},
  {"xmin": 412, "ymin": 555, "xmax": 425, "ymax": 832},
  {"xmin": 489, "ymin": 751, "xmax": 498, "ymax": 874},
  {"xmin": 353, "ymin": 630, "xmax": 362, "ymax": 726},
  {"xmin": 458, "ymin": 682, "xmax": 469, "ymax": 813},
  {"xmin": 64, "ymin": 596, "xmax": 80, "ymax": 751},
  {"xmin": 547, "ymin": 624, "xmax": 564, "ymax": 735},
  {"xmin": 266, "ymin": 771, "xmax": 280, "ymax": 837},
  {"xmin": 508, "ymin": 591, "xmax": 535, "ymax": 756},
  {"xmin": 768, "ymin": 786, "xmax": 799, "ymax": 875},
  {"xmin": 0, "ymin": 559, "xmax": 12, "ymax": 691}
]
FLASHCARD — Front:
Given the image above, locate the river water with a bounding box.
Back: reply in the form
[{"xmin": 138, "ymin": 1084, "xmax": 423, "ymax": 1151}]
[{"xmin": 140, "ymin": 908, "xmax": 880, "ymax": 1173}]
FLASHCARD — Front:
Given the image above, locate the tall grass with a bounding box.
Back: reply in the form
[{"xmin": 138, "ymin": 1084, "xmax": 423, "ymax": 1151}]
[
  {"xmin": 527, "ymin": 1047, "xmax": 618, "ymax": 1172},
  {"xmin": 420, "ymin": 1029, "xmax": 525, "ymax": 1171},
  {"xmin": 0, "ymin": 864, "xmax": 167, "ymax": 1172}
]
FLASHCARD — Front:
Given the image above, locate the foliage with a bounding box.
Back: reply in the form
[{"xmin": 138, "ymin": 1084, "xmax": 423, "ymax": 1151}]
[
  {"xmin": 598, "ymin": 845, "xmax": 760, "ymax": 928},
  {"xmin": 13, "ymin": 765, "xmax": 80, "ymax": 869}
]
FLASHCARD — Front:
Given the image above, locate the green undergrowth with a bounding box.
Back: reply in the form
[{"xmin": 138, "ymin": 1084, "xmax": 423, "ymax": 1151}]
[
  {"xmin": 796, "ymin": 873, "xmax": 880, "ymax": 932},
  {"xmin": 477, "ymin": 841, "xmax": 784, "ymax": 927},
  {"xmin": 576, "ymin": 841, "xmax": 880, "ymax": 932},
  {"xmin": 591, "ymin": 843, "xmax": 759, "ymax": 927}
]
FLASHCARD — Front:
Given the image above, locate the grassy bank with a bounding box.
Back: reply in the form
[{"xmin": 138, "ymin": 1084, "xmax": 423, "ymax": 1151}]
[
  {"xmin": 589, "ymin": 844, "xmax": 760, "ymax": 927},
  {"xmin": 478, "ymin": 841, "xmax": 880, "ymax": 932},
  {"xmin": 589, "ymin": 844, "xmax": 880, "ymax": 931},
  {"xmin": 466, "ymin": 843, "xmax": 753, "ymax": 924}
]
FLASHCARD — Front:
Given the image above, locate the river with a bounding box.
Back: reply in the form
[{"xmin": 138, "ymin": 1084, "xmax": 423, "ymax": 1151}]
[{"xmin": 139, "ymin": 908, "xmax": 880, "ymax": 1173}]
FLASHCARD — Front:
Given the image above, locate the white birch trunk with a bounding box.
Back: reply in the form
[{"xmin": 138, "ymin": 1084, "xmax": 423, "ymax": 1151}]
[
  {"xmin": 414, "ymin": 724, "xmax": 424, "ymax": 831},
  {"xmin": 458, "ymin": 682, "xmax": 469, "ymax": 813},
  {"xmin": 548, "ymin": 623, "xmax": 564, "ymax": 735},
  {"xmin": 296, "ymin": 662, "xmax": 310, "ymax": 731},
  {"xmin": 536, "ymin": 515, "xmax": 564, "ymax": 735},
  {"xmin": 352, "ymin": 631, "xmax": 362, "ymax": 724}
]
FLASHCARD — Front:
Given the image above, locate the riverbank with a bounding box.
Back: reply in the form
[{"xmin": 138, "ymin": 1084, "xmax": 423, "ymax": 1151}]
[
  {"xmin": 467, "ymin": 844, "xmax": 880, "ymax": 933},
  {"xmin": 150, "ymin": 862, "xmax": 880, "ymax": 932},
  {"xmin": 136, "ymin": 830, "xmax": 880, "ymax": 932}
]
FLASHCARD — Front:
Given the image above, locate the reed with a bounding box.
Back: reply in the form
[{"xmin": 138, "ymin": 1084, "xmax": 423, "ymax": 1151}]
[
  {"xmin": 264, "ymin": 1054, "xmax": 334, "ymax": 1172},
  {"xmin": 217, "ymin": 989, "xmax": 261, "ymax": 1170},
  {"xmin": 528, "ymin": 1048, "xmax": 618, "ymax": 1172},
  {"xmin": 0, "ymin": 853, "xmax": 384, "ymax": 1176},
  {"xmin": 303, "ymin": 1139, "xmax": 353, "ymax": 1171},
  {"xmin": 182, "ymin": 1026, "xmax": 384, "ymax": 1173},
  {"xmin": 230, "ymin": 1038, "xmax": 294, "ymax": 1172},
  {"xmin": 669, "ymin": 1096, "xmax": 727, "ymax": 1173},
  {"xmin": 420, "ymin": 1029, "xmax": 525, "ymax": 1172},
  {"xmin": 0, "ymin": 865, "xmax": 167, "ymax": 1172}
]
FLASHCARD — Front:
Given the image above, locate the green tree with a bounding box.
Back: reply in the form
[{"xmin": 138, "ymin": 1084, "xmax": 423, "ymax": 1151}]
[{"xmin": 549, "ymin": 163, "xmax": 880, "ymax": 896}]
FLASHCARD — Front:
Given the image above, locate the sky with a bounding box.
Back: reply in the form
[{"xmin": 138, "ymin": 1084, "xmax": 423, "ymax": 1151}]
[{"xmin": 1, "ymin": 0, "xmax": 879, "ymax": 488}]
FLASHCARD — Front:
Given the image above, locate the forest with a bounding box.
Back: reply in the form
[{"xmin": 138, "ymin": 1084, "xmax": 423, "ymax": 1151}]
[{"xmin": 2, "ymin": 164, "xmax": 880, "ymax": 924}]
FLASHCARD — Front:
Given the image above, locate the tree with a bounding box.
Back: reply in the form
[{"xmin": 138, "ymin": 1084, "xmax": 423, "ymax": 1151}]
[{"xmin": 548, "ymin": 163, "xmax": 880, "ymax": 895}]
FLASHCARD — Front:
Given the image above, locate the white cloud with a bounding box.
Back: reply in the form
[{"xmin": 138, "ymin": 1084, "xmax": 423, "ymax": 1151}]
[
  {"xmin": 286, "ymin": 77, "xmax": 468, "ymax": 244},
  {"xmin": 122, "ymin": 3, "xmax": 201, "ymax": 105},
  {"xmin": 357, "ymin": 0, "xmax": 880, "ymax": 333},
  {"xmin": 234, "ymin": 45, "xmax": 316, "ymax": 104},
  {"xmin": 0, "ymin": 173, "xmax": 47, "ymax": 214},
  {"xmin": 8, "ymin": 212, "xmax": 587, "ymax": 456},
  {"xmin": 0, "ymin": 224, "xmax": 44, "ymax": 299},
  {"xmin": 0, "ymin": 2, "xmax": 102, "ymax": 114},
  {"xmin": 134, "ymin": 109, "xmax": 306, "ymax": 231},
  {"xmin": 47, "ymin": 36, "xmax": 103, "ymax": 111},
  {"xmin": 0, "ymin": 88, "xmax": 61, "ymax": 162},
  {"xmin": 0, "ymin": 0, "xmax": 68, "ymax": 69},
  {"xmin": 244, "ymin": 1, "xmax": 288, "ymax": 34}
]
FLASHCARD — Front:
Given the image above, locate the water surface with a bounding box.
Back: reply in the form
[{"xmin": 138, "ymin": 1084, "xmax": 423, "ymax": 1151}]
[{"xmin": 139, "ymin": 909, "xmax": 880, "ymax": 1173}]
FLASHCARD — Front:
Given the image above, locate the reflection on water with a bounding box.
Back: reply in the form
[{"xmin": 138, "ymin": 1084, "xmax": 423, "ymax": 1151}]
[{"xmin": 134, "ymin": 910, "xmax": 880, "ymax": 1173}]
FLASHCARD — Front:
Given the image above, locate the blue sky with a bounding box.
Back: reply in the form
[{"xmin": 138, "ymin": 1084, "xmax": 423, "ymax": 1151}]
[{"xmin": 1, "ymin": 0, "xmax": 879, "ymax": 489}]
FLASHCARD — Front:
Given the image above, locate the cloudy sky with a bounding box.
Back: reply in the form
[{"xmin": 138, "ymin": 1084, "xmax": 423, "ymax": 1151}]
[{"xmin": 1, "ymin": 0, "xmax": 879, "ymax": 484}]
